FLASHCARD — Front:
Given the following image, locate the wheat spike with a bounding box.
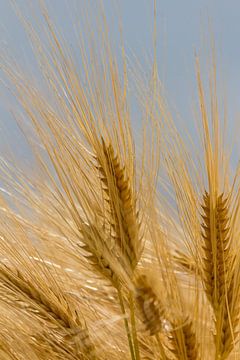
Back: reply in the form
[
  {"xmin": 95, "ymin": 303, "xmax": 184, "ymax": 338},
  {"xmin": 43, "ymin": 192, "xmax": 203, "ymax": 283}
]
[
  {"xmin": 96, "ymin": 139, "xmax": 141, "ymax": 271},
  {"xmin": 201, "ymin": 192, "xmax": 232, "ymax": 308},
  {"xmin": 200, "ymin": 191, "xmax": 240, "ymax": 358},
  {"xmin": 135, "ymin": 274, "xmax": 169, "ymax": 360},
  {"xmin": 167, "ymin": 317, "xmax": 199, "ymax": 360},
  {"xmin": 0, "ymin": 263, "xmax": 96, "ymax": 359},
  {"xmin": 80, "ymin": 222, "xmax": 119, "ymax": 286},
  {"xmin": 135, "ymin": 275, "xmax": 199, "ymax": 360},
  {"xmin": 135, "ymin": 275, "xmax": 165, "ymax": 336}
]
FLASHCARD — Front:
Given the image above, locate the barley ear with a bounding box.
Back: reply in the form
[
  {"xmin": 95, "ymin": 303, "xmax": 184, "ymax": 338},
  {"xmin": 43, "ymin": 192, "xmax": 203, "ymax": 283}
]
[
  {"xmin": 167, "ymin": 316, "xmax": 199, "ymax": 360},
  {"xmin": 200, "ymin": 192, "xmax": 232, "ymax": 308},
  {"xmin": 200, "ymin": 191, "xmax": 240, "ymax": 358},
  {"xmin": 135, "ymin": 275, "xmax": 165, "ymax": 336},
  {"xmin": 80, "ymin": 222, "xmax": 120, "ymax": 286},
  {"xmin": 95, "ymin": 138, "xmax": 141, "ymax": 271},
  {"xmin": 0, "ymin": 263, "xmax": 96, "ymax": 358}
]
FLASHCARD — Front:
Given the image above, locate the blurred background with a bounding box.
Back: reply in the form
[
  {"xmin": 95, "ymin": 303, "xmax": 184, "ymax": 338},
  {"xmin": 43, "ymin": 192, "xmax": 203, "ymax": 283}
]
[{"xmin": 0, "ymin": 0, "xmax": 240, "ymax": 161}]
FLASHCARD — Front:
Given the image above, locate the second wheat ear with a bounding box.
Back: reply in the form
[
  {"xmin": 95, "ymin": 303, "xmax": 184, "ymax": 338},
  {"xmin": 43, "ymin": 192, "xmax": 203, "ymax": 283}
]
[
  {"xmin": 135, "ymin": 275, "xmax": 199, "ymax": 360},
  {"xmin": 201, "ymin": 192, "xmax": 231, "ymax": 309},
  {"xmin": 200, "ymin": 191, "xmax": 240, "ymax": 359},
  {"xmin": 0, "ymin": 263, "xmax": 96, "ymax": 358}
]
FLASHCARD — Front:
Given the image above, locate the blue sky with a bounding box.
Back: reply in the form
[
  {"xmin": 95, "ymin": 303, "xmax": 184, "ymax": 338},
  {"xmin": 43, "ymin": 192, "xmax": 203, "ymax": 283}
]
[{"xmin": 0, "ymin": 0, "xmax": 240, "ymax": 156}]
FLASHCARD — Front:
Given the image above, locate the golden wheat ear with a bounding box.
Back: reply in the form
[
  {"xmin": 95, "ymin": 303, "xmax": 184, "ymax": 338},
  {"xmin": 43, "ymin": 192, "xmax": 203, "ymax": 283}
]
[
  {"xmin": 200, "ymin": 192, "xmax": 232, "ymax": 308},
  {"xmin": 134, "ymin": 274, "xmax": 169, "ymax": 360},
  {"xmin": 135, "ymin": 274, "xmax": 165, "ymax": 336},
  {"xmin": 79, "ymin": 222, "xmax": 121, "ymax": 286},
  {"xmin": 0, "ymin": 305, "xmax": 47, "ymax": 360},
  {"xmin": 135, "ymin": 274, "xmax": 199, "ymax": 360},
  {"xmin": 94, "ymin": 138, "xmax": 142, "ymax": 272},
  {"xmin": 0, "ymin": 261, "xmax": 96, "ymax": 359},
  {"xmin": 200, "ymin": 190, "xmax": 240, "ymax": 358},
  {"xmin": 167, "ymin": 316, "xmax": 199, "ymax": 360}
]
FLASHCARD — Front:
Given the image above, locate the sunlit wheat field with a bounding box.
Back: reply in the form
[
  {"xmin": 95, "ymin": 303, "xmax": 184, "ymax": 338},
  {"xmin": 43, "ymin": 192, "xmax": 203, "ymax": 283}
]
[{"xmin": 0, "ymin": 1, "xmax": 240, "ymax": 359}]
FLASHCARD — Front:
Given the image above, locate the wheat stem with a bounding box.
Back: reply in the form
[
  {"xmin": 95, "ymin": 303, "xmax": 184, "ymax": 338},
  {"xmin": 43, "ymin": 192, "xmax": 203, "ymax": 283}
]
[
  {"xmin": 117, "ymin": 287, "xmax": 136, "ymax": 360},
  {"xmin": 129, "ymin": 292, "xmax": 140, "ymax": 360}
]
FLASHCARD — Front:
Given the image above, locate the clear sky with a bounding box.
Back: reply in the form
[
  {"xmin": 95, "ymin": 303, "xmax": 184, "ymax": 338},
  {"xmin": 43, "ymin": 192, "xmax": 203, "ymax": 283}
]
[{"xmin": 0, "ymin": 1, "xmax": 240, "ymax": 157}]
